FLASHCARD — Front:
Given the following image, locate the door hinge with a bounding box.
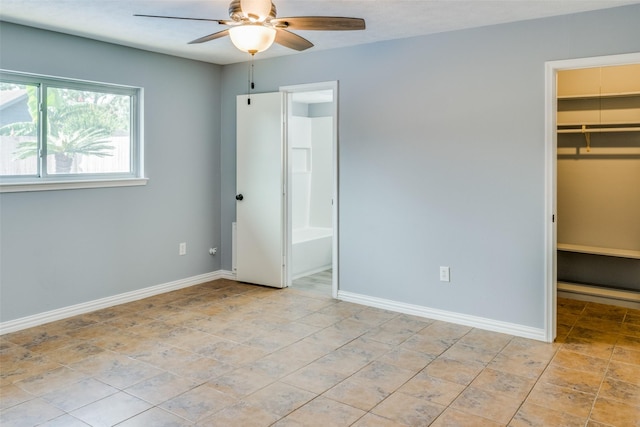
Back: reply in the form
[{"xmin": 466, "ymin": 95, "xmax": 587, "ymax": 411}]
[{"xmin": 552, "ymin": 214, "xmax": 555, "ymax": 223}]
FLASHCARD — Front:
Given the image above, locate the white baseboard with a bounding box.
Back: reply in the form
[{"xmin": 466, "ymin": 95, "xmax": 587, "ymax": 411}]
[
  {"xmin": 337, "ymin": 291, "xmax": 547, "ymax": 342},
  {"xmin": 217, "ymin": 270, "xmax": 237, "ymax": 280},
  {"xmin": 0, "ymin": 271, "xmax": 226, "ymax": 335},
  {"xmin": 558, "ymin": 282, "xmax": 640, "ymax": 309}
]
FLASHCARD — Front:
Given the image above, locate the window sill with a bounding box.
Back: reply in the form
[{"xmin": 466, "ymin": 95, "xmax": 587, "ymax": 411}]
[{"xmin": 0, "ymin": 177, "xmax": 149, "ymax": 193}]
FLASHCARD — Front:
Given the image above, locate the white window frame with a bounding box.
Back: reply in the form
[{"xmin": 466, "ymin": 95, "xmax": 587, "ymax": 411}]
[{"xmin": 0, "ymin": 70, "xmax": 146, "ymax": 192}]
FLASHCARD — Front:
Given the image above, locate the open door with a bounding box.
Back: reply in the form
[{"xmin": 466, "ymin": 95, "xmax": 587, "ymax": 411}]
[{"xmin": 236, "ymin": 92, "xmax": 285, "ymax": 288}]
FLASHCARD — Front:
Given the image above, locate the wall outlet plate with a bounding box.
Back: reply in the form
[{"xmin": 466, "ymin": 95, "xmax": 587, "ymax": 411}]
[{"xmin": 440, "ymin": 266, "xmax": 450, "ymax": 282}]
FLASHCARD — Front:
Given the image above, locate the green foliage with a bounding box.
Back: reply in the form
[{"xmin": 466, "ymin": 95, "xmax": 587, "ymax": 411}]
[{"xmin": 1, "ymin": 84, "xmax": 129, "ymax": 172}]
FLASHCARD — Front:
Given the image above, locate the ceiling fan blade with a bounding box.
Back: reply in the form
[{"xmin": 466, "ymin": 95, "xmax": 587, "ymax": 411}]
[
  {"xmin": 272, "ymin": 17, "xmax": 365, "ymax": 31},
  {"xmin": 188, "ymin": 29, "xmax": 231, "ymax": 44},
  {"xmin": 134, "ymin": 14, "xmax": 231, "ymax": 25},
  {"xmin": 274, "ymin": 29, "xmax": 313, "ymax": 51}
]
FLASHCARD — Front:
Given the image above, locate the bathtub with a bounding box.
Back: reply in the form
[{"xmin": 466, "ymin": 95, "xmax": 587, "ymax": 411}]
[{"xmin": 292, "ymin": 227, "xmax": 332, "ymax": 279}]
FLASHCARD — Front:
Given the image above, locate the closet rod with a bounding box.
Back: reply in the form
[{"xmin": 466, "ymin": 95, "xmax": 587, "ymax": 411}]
[{"xmin": 557, "ymin": 127, "xmax": 640, "ymax": 134}]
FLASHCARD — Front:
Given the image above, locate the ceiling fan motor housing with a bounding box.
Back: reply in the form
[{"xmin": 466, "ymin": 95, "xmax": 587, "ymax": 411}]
[{"xmin": 229, "ymin": 0, "xmax": 277, "ymax": 23}]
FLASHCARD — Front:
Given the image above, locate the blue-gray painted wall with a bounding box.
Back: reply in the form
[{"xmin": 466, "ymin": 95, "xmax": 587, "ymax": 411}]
[
  {"xmin": 1, "ymin": 4, "xmax": 639, "ymax": 327},
  {"xmin": 0, "ymin": 22, "xmax": 222, "ymax": 321}
]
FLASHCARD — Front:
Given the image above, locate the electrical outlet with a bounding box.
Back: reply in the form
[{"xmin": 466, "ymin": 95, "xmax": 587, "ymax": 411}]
[
  {"xmin": 179, "ymin": 242, "xmax": 187, "ymax": 256},
  {"xmin": 209, "ymin": 247, "xmax": 217, "ymax": 255},
  {"xmin": 440, "ymin": 266, "xmax": 450, "ymax": 282}
]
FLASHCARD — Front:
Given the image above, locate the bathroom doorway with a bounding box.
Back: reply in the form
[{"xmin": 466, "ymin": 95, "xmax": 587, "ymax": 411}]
[{"xmin": 282, "ymin": 82, "xmax": 338, "ymax": 297}]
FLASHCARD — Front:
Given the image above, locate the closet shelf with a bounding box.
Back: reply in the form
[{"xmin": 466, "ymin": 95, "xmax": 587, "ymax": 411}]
[
  {"xmin": 557, "ymin": 125, "xmax": 640, "ymax": 134},
  {"xmin": 557, "ymin": 91, "xmax": 640, "ymax": 100},
  {"xmin": 557, "ymin": 243, "xmax": 640, "ymax": 259}
]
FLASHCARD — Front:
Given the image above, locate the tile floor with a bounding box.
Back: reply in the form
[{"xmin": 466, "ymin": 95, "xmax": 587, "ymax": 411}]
[
  {"xmin": 291, "ymin": 270, "xmax": 332, "ymax": 295},
  {"xmin": 1, "ymin": 279, "xmax": 639, "ymax": 426}
]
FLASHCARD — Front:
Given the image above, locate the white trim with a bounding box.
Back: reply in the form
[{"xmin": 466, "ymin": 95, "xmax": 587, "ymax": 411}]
[
  {"xmin": 338, "ymin": 291, "xmax": 546, "ymax": 342},
  {"xmin": 0, "ymin": 271, "xmax": 222, "ymax": 334},
  {"xmin": 217, "ymin": 269, "xmax": 237, "ymax": 280},
  {"xmin": 544, "ymin": 52, "xmax": 640, "ymax": 344},
  {"xmin": 0, "ymin": 177, "xmax": 148, "ymax": 193}
]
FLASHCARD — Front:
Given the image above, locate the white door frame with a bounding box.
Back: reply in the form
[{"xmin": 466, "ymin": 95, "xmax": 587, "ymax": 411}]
[
  {"xmin": 280, "ymin": 81, "xmax": 339, "ymax": 298},
  {"xmin": 543, "ymin": 52, "xmax": 640, "ymax": 343}
]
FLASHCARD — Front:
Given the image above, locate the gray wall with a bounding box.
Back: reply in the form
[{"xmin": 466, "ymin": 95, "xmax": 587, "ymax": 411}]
[
  {"xmin": 0, "ymin": 23, "xmax": 222, "ymax": 322},
  {"xmin": 220, "ymin": 5, "xmax": 640, "ymax": 329}
]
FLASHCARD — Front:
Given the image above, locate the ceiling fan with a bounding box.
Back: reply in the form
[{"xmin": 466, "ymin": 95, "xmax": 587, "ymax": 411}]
[{"xmin": 135, "ymin": 0, "xmax": 366, "ymax": 55}]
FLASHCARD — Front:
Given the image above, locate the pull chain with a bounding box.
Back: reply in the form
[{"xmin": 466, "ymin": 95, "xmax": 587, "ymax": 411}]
[{"xmin": 247, "ymin": 53, "xmax": 255, "ymax": 105}]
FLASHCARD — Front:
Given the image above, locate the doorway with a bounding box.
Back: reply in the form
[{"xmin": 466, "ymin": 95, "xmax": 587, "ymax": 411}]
[
  {"xmin": 544, "ymin": 52, "xmax": 640, "ymax": 343},
  {"xmin": 281, "ymin": 82, "xmax": 339, "ymax": 298}
]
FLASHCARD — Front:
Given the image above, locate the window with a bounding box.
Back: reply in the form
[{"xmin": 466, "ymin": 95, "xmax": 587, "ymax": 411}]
[{"xmin": 0, "ymin": 70, "xmax": 145, "ymax": 192}]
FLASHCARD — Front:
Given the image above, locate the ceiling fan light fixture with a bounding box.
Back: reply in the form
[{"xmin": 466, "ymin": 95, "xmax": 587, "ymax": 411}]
[{"xmin": 229, "ymin": 24, "xmax": 276, "ymax": 54}]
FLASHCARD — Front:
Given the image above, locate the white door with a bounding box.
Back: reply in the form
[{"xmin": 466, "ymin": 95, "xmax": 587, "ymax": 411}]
[{"xmin": 236, "ymin": 92, "xmax": 285, "ymax": 288}]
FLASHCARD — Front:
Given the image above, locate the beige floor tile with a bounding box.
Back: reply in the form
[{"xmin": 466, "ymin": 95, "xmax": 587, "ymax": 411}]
[
  {"xmin": 561, "ymin": 339, "xmax": 615, "ymax": 360},
  {"xmin": 0, "ymin": 397, "xmax": 65, "ymax": 426},
  {"xmin": 43, "ymin": 341, "xmax": 104, "ymax": 365},
  {"xmin": 424, "ymin": 356, "xmax": 485, "ymax": 385},
  {"xmin": 371, "ymin": 391, "xmax": 445, "ymax": 426},
  {"xmin": 611, "ymin": 346, "xmax": 640, "ymax": 365},
  {"xmin": 500, "ymin": 336, "xmax": 559, "ymax": 362},
  {"xmin": 510, "ymin": 401, "xmax": 587, "ymax": 427},
  {"xmin": 538, "ymin": 363, "xmax": 604, "ymax": 394},
  {"xmin": 606, "ymin": 360, "xmax": 640, "ymax": 385},
  {"xmin": 208, "ymin": 367, "xmax": 276, "ymax": 397},
  {"xmin": 0, "ymin": 383, "xmax": 33, "ymax": 410},
  {"xmin": 40, "ymin": 377, "xmax": 118, "ymax": 411},
  {"xmin": 38, "ymin": 414, "xmax": 91, "ymax": 426},
  {"xmin": 440, "ymin": 341, "xmax": 500, "ymax": 365},
  {"xmin": 351, "ymin": 412, "xmax": 407, "ymax": 427},
  {"xmin": 617, "ymin": 334, "xmax": 640, "ymax": 351},
  {"xmin": 125, "ymin": 372, "xmax": 200, "ymax": 405},
  {"xmin": 14, "ymin": 366, "xmax": 87, "ymax": 396},
  {"xmin": 377, "ymin": 347, "xmax": 434, "ymax": 372},
  {"xmin": 195, "ymin": 339, "xmax": 269, "ymax": 366},
  {"xmin": 70, "ymin": 391, "xmax": 151, "ymax": 427},
  {"xmin": 160, "ymin": 383, "xmax": 237, "ymax": 422},
  {"xmin": 242, "ymin": 381, "xmax": 315, "ymax": 418},
  {"xmin": 525, "ymin": 381, "xmax": 595, "ymax": 419},
  {"xmin": 171, "ymin": 356, "xmax": 236, "ymax": 382},
  {"xmin": 487, "ymin": 352, "xmax": 549, "ymax": 380},
  {"xmin": 457, "ymin": 328, "xmax": 513, "ymax": 352},
  {"xmin": 278, "ymin": 396, "xmax": 366, "ymax": 427},
  {"xmin": 281, "ymin": 364, "xmax": 347, "ymax": 394},
  {"xmin": 551, "ymin": 348, "xmax": 609, "ymax": 374},
  {"xmin": 598, "ymin": 376, "xmax": 640, "ymax": 403},
  {"xmin": 590, "ymin": 396, "xmax": 640, "ymax": 427},
  {"xmin": 74, "ymin": 352, "xmax": 163, "ymax": 389},
  {"xmin": 431, "ymin": 407, "xmax": 504, "ymax": 427},
  {"xmin": 0, "ymin": 354, "xmax": 62, "ymax": 385},
  {"xmin": 450, "ymin": 386, "xmax": 522, "ymax": 424},
  {"xmin": 397, "ymin": 371, "xmax": 465, "ymax": 406},
  {"xmin": 118, "ymin": 407, "xmax": 193, "ymax": 426},
  {"xmin": 323, "ymin": 376, "xmax": 391, "ymax": 411},
  {"xmin": 351, "ymin": 361, "xmax": 416, "ymax": 392},
  {"xmin": 470, "ymin": 367, "xmax": 535, "ymax": 400},
  {"xmin": 199, "ymin": 401, "xmax": 280, "ymax": 426},
  {"xmin": 401, "ymin": 334, "xmax": 458, "ymax": 357}
]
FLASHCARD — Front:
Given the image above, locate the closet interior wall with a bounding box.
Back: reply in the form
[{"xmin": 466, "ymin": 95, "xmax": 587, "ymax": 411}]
[{"xmin": 556, "ymin": 64, "xmax": 640, "ymax": 294}]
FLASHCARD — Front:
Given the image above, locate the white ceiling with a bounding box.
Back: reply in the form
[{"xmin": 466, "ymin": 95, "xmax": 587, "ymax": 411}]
[{"xmin": 1, "ymin": 1, "xmax": 639, "ymax": 65}]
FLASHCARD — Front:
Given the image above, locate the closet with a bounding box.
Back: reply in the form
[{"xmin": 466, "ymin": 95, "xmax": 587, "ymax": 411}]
[{"xmin": 556, "ymin": 64, "xmax": 640, "ymax": 301}]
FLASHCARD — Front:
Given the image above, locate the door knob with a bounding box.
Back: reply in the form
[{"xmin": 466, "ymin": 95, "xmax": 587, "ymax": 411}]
[{"xmin": 236, "ymin": 194, "xmax": 244, "ymax": 201}]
